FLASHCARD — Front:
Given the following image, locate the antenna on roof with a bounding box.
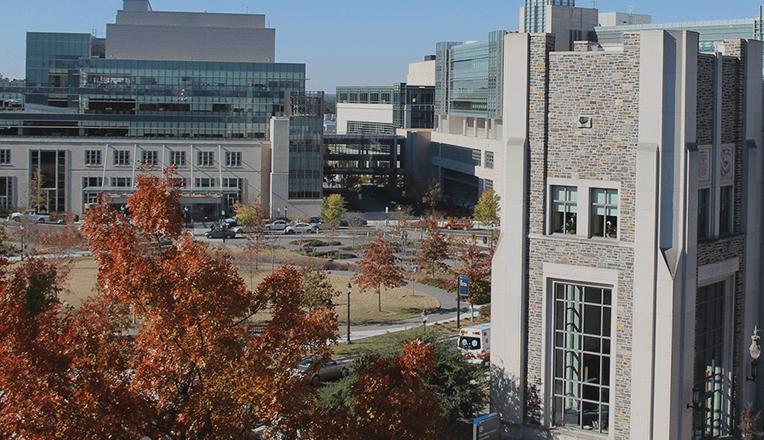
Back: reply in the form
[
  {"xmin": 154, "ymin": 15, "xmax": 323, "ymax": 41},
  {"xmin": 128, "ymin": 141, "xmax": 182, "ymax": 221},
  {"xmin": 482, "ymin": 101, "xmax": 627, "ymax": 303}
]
[
  {"xmin": 591, "ymin": 0, "xmax": 597, "ymax": 9},
  {"xmin": 628, "ymin": 5, "xmax": 634, "ymax": 14}
]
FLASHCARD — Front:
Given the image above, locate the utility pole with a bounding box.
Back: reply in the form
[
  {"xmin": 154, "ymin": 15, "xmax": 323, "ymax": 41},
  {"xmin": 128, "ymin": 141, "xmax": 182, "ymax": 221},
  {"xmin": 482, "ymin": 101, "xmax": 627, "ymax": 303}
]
[{"xmin": 346, "ymin": 283, "xmax": 352, "ymax": 344}]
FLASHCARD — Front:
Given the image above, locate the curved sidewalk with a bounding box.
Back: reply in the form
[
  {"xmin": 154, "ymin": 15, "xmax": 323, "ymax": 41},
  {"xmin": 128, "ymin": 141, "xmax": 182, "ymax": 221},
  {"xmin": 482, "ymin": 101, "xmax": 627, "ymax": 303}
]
[{"xmin": 330, "ymin": 271, "xmax": 480, "ymax": 341}]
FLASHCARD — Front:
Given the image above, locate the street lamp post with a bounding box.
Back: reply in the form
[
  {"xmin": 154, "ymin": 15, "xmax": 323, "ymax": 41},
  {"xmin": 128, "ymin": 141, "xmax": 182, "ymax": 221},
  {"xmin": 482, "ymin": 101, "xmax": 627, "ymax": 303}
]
[
  {"xmin": 19, "ymin": 225, "xmax": 25, "ymax": 261},
  {"xmin": 346, "ymin": 282, "xmax": 352, "ymax": 344},
  {"xmin": 747, "ymin": 326, "xmax": 762, "ymax": 382}
]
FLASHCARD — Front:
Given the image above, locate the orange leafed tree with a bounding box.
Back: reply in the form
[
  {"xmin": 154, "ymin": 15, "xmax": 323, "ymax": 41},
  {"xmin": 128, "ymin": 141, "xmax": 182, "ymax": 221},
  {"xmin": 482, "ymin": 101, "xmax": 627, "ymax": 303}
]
[
  {"xmin": 0, "ymin": 170, "xmax": 446, "ymax": 439},
  {"xmin": 310, "ymin": 340, "xmax": 443, "ymax": 440},
  {"xmin": 417, "ymin": 216, "xmax": 450, "ymax": 277},
  {"xmin": 450, "ymin": 236, "xmax": 492, "ymax": 305},
  {"xmin": 354, "ymin": 233, "xmax": 405, "ymax": 312},
  {"xmin": 1, "ymin": 171, "xmax": 338, "ymax": 439}
]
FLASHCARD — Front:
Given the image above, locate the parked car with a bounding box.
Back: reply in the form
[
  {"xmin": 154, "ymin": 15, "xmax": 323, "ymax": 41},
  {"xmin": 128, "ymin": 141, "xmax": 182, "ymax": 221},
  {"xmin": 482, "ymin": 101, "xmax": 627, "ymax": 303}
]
[
  {"xmin": 296, "ymin": 357, "xmax": 350, "ymax": 385},
  {"xmin": 265, "ymin": 219, "xmax": 290, "ymax": 231},
  {"xmin": 409, "ymin": 219, "xmax": 427, "ymax": 229},
  {"xmin": 445, "ymin": 218, "xmax": 473, "ymax": 230},
  {"xmin": 205, "ymin": 225, "xmax": 237, "ymax": 240},
  {"xmin": 285, "ymin": 222, "xmax": 319, "ymax": 235},
  {"xmin": 309, "ymin": 217, "xmax": 323, "ymax": 226},
  {"xmin": 10, "ymin": 210, "xmax": 50, "ymax": 223}
]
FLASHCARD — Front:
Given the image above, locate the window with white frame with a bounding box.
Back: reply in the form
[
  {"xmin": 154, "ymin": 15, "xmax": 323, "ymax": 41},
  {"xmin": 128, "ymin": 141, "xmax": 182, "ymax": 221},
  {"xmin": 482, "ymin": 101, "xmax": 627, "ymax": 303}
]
[
  {"xmin": 225, "ymin": 151, "xmax": 242, "ymax": 167},
  {"xmin": 0, "ymin": 177, "xmax": 13, "ymax": 208},
  {"xmin": 114, "ymin": 150, "xmax": 131, "ymax": 166},
  {"xmin": 552, "ymin": 282, "xmax": 612, "ymax": 434},
  {"xmin": 170, "ymin": 151, "xmax": 187, "ymax": 167},
  {"xmin": 485, "ymin": 151, "xmax": 494, "ymax": 169},
  {"xmin": 551, "ymin": 186, "xmax": 577, "ymax": 235},
  {"xmin": 197, "ymin": 151, "xmax": 214, "ymax": 167},
  {"xmin": 719, "ymin": 185, "xmax": 733, "ymax": 236},
  {"xmin": 222, "ymin": 178, "xmax": 242, "ymax": 189},
  {"xmin": 0, "ymin": 150, "xmax": 11, "ymax": 165},
  {"xmin": 82, "ymin": 177, "xmax": 103, "ymax": 189},
  {"xmin": 693, "ymin": 280, "xmax": 733, "ymax": 438},
  {"xmin": 195, "ymin": 177, "xmax": 216, "ymax": 188},
  {"xmin": 698, "ymin": 188, "xmax": 711, "ymax": 240},
  {"xmin": 0, "ymin": 150, "xmax": 11, "ymax": 166},
  {"xmin": 590, "ymin": 189, "xmax": 618, "ymax": 239},
  {"xmin": 85, "ymin": 150, "xmax": 102, "ymax": 166},
  {"xmin": 84, "ymin": 192, "xmax": 100, "ymax": 204},
  {"xmin": 110, "ymin": 177, "xmax": 132, "ymax": 187},
  {"xmin": 141, "ymin": 150, "xmax": 158, "ymax": 167}
]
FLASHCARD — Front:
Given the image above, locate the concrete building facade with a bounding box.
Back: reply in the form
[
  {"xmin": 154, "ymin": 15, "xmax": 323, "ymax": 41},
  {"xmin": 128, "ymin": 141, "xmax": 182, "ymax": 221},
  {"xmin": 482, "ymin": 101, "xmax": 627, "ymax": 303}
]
[
  {"xmin": 0, "ymin": 0, "xmax": 322, "ymax": 219},
  {"xmin": 490, "ymin": 30, "xmax": 763, "ymax": 440}
]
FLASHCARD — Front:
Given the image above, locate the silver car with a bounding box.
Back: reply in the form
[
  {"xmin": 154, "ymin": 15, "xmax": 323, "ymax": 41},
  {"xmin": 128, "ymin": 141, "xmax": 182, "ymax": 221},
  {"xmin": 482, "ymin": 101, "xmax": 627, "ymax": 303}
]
[
  {"xmin": 265, "ymin": 219, "xmax": 289, "ymax": 231},
  {"xmin": 296, "ymin": 357, "xmax": 350, "ymax": 385},
  {"xmin": 284, "ymin": 222, "xmax": 319, "ymax": 235}
]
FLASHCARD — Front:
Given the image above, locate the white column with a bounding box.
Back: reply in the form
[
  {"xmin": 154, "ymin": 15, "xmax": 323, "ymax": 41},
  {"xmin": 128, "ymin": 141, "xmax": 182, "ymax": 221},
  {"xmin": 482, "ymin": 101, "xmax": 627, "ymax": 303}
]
[{"xmin": 490, "ymin": 32, "xmax": 530, "ymax": 431}]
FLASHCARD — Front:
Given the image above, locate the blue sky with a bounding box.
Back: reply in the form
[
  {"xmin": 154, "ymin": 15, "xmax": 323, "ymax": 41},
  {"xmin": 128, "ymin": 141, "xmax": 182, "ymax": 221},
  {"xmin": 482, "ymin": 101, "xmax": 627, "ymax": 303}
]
[{"xmin": 0, "ymin": 0, "xmax": 759, "ymax": 90}]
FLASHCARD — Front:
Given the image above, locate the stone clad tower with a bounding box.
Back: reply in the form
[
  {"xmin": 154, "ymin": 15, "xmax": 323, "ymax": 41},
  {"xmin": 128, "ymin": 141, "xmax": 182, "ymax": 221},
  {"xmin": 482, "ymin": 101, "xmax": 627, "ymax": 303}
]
[{"xmin": 490, "ymin": 29, "xmax": 763, "ymax": 439}]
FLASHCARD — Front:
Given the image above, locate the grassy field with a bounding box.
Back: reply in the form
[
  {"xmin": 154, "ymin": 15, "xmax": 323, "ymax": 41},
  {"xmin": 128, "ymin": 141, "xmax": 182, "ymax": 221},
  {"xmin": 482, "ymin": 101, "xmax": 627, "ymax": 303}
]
[
  {"xmin": 332, "ymin": 316, "xmax": 488, "ymax": 358},
  {"xmin": 59, "ymin": 257, "xmax": 438, "ymax": 325}
]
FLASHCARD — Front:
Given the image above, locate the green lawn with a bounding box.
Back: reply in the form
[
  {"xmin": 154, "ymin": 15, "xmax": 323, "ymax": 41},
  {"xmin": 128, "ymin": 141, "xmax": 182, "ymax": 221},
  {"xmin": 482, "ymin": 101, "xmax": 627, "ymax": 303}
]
[{"xmin": 332, "ymin": 318, "xmax": 487, "ymax": 358}]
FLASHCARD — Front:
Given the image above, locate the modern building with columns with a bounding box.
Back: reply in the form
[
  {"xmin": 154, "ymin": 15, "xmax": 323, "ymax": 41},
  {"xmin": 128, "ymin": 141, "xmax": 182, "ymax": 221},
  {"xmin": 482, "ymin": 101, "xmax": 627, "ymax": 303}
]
[
  {"xmin": 0, "ymin": 0, "xmax": 323, "ymax": 219},
  {"xmin": 490, "ymin": 29, "xmax": 763, "ymax": 440}
]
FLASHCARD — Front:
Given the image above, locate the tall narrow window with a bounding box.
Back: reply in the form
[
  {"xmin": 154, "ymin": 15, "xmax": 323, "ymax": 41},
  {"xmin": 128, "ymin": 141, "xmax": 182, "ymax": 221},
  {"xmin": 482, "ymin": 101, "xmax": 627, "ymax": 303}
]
[
  {"xmin": 552, "ymin": 186, "xmax": 577, "ymax": 235},
  {"xmin": 553, "ymin": 282, "xmax": 612, "ymax": 434},
  {"xmin": 698, "ymin": 188, "xmax": 710, "ymax": 240},
  {"xmin": 0, "ymin": 177, "xmax": 13, "ymax": 208},
  {"xmin": 719, "ymin": 186, "xmax": 733, "ymax": 236},
  {"xmin": 694, "ymin": 281, "xmax": 731, "ymax": 438},
  {"xmin": 591, "ymin": 189, "xmax": 618, "ymax": 239},
  {"xmin": 485, "ymin": 151, "xmax": 494, "ymax": 169}
]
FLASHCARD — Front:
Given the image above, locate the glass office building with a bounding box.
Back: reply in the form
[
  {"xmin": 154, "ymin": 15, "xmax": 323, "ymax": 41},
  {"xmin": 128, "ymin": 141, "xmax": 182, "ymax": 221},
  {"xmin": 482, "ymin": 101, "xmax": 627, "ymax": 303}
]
[
  {"xmin": 0, "ymin": 1, "xmax": 323, "ymax": 216},
  {"xmin": 436, "ymin": 30, "xmax": 507, "ymax": 120},
  {"xmin": 336, "ymin": 83, "xmax": 434, "ymax": 135},
  {"xmin": 4, "ymin": 32, "xmax": 306, "ymax": 139},
  {"xmin": 596, "ymin": 5, "xmax": 764, "ymax": 75},
  {"xmin": 524, "ymin": 0, "xmax": 576, "ymax": 33}
]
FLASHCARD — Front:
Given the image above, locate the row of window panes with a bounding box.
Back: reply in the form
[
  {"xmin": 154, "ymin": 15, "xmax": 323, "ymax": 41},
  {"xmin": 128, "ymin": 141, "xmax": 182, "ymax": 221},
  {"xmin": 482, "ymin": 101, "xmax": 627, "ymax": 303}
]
[
  {"xmin": 553, "ymin": 282, "xmax": 612, "ymax": 434},
  {"xmin": 698, "ymin": 186, "xmax": 734, "ymax": 240},
  {"xmin": 85, "ymin": 150, "xmax": 242, "ymax": 167},
  {"xmin": 83, "ymin": 176, "xmax": 242, "ymax": 189},
  {"xmin": 551, "ymin": 186, "xmax": 618, "ymax": 239}
]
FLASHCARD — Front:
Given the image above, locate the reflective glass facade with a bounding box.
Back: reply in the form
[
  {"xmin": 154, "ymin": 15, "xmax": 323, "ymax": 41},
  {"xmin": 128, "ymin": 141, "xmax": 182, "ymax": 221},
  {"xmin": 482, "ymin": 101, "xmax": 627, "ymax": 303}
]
[
  {"xmin": 336, "ymin": 83, "xmax": 434, "ymax": 133},
  {"xmin": 524, "ymin": 0, "xmax": 575, "ymax": 33},
  {"xmin": 3, "ymin": 40, "xmax": 306, "ymax": 139},
  {"xmin": 444, "ymin": 30, "xmax": 506, "ymax": 119},
  {"xmin": 595, "ymin": 10, "xmax": 764, "ymax": 75},
  {"xmin": 2, "ymin": 13, "xmax": 323, "ymax": 208},
  {"xmin": 288, "ymin": 94, "xmax": 324, "ymax": 200}
]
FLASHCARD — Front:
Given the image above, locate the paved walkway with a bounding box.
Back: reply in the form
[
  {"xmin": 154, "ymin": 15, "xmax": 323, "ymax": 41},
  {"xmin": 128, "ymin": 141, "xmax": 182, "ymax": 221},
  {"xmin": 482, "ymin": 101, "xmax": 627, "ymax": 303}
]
[
  {"xmin": 11, "ymin": 253, "xmax": 479, "ymax": 341},
  {"xmin": 329, "ymin": 271, "xmax": 482, "ymax": 341}
]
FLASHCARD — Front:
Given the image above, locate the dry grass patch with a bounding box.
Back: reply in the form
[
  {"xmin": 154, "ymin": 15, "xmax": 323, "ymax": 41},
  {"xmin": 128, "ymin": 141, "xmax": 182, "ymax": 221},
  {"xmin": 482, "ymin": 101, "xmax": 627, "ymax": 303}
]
[{"xmin": 58, "ymin": 257, "xmax": 438, "ymax": 325}]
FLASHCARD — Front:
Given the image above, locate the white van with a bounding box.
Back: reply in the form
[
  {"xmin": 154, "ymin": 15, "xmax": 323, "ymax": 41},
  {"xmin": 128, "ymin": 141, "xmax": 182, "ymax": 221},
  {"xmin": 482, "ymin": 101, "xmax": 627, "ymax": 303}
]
[{"xmin": 458, "ymin": 323, "xmax": 491, "ymax": 365}]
